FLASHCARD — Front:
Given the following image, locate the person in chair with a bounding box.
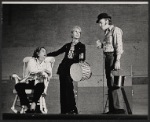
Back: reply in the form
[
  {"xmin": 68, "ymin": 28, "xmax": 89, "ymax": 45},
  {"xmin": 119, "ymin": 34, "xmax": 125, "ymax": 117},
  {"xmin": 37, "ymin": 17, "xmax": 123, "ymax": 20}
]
[{"xmin": 15, "ymin": 47, "xmax": 53, "ymax": 113}]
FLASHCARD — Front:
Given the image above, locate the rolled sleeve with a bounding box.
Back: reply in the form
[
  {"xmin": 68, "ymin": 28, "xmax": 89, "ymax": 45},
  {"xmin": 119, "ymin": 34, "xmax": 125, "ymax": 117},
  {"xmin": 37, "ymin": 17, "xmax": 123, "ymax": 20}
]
[{"xmin": 113, "ymin": 27, "xmax": 124, "ymax": 55}]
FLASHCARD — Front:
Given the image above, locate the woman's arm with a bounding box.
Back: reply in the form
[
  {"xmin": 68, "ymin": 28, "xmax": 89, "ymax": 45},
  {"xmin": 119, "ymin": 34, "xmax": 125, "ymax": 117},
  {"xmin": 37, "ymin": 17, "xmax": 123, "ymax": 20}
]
[{"xmin": 47, "ymin": 44, "xmax": 67, "ymax": 57}]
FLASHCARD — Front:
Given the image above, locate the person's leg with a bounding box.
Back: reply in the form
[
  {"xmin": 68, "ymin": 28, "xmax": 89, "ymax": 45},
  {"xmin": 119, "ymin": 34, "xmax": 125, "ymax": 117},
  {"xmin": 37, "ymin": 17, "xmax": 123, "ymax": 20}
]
[
  {"xmin": 59, "ymin": 75, "xmax": 68, "ymax": 114},
  {"xmin": 66, "ymin": 75, "xmax": 78, "ymax": 114},
  {"xmin": 15, "ymin": 83, "xmax": 30, "ymax": 107},
  {"xmin": 105, "ymin": 53, "xmax": 125, "ymax": 114},
  {"xmin": 112, "ymin": 88, "xmax": 125, "ymax": 113},
  {"xmin": 31, "ymin": 83, "xmax": 45, "ymax": 110},
  {"xmin": 59, "ymin": 74, "xmax": 77, "ymax": 114},
  {"xmin": 105, "ymin": 53, "xmax": 115, "ymax": 112}
]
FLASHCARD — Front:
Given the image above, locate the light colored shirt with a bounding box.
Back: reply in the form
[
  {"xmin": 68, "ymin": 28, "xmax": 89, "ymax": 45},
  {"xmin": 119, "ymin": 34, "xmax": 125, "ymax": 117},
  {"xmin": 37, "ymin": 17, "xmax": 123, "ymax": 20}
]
[
  {"xmin": 103, "ymin": 25, "xmax": 123, "ymax": 55},
  {"xmin": 25, "ymin": 57, "xmax": 55, "ymax": 79}
]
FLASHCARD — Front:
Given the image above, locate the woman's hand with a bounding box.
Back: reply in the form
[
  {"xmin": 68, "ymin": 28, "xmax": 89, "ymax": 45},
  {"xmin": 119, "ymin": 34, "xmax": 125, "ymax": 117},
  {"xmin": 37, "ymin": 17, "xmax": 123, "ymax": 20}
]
[{"xmin": 44, "ymin": 69, "xmax": 51, "ymax": 74}]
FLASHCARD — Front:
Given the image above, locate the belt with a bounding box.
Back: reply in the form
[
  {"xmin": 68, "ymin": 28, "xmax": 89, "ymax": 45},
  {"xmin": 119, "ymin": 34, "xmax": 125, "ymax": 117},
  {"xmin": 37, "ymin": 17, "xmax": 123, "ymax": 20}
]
[{"xmin": 104, "ymin": 52, "xmax": 114, "ymax": 54}]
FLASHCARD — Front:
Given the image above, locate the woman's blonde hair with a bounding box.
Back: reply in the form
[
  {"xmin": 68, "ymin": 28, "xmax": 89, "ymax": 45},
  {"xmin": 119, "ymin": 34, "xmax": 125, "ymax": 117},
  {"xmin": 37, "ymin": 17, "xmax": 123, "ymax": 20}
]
[{"xmin": 71, "ymin": 26, "xmax": 82, "ymax": 33}]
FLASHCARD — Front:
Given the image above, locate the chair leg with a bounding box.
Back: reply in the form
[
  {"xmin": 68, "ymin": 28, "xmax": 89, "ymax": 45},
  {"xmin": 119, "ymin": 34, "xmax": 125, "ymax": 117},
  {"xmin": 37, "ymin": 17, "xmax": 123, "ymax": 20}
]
[
  {"xmin": 11, "ymin": 95, "xmax": 19, "ymax": 113},
  {"xmin": 39, "ymin": 96, "xmax": 48, "ymax": 114},
  {"xmin": 42, "ymin": 97, "xmax": 48, "ymax": 114},
  {"xmin": 39, "ymin": 96, "xmax": 43, "ymax": 113},
  {"xmin": 103, "ymin": 96, "xmax": 109, "ymax": 113}
]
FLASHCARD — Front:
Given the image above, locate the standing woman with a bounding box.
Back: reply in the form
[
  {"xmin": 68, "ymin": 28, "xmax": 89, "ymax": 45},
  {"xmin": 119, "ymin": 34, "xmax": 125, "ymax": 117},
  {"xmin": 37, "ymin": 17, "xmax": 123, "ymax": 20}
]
[{"xmin": 47, "ymin": 26, "xmax": 86, "ymax": 114}]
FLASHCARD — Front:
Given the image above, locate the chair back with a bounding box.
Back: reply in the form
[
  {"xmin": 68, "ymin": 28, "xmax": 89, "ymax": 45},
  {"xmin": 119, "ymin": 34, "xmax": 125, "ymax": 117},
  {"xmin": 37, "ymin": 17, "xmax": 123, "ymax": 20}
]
[
  {"xmin": 23, "ymin": 57, "xmax": 32, "ymax": 78},
  {"xmin": 45, "ymin": 57, "xmax": 55, "ymax": 79},
  {"xmin": 45, "ymin": 57, "xmax": 55, "ymax": 68}
]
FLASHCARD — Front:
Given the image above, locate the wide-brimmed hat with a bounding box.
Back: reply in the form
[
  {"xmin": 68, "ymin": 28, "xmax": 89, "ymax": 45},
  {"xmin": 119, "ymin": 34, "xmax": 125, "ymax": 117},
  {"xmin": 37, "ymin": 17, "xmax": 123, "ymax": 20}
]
[{"xmin": 96, "ymin": 13, "xmax": 111, "ymax": 23}]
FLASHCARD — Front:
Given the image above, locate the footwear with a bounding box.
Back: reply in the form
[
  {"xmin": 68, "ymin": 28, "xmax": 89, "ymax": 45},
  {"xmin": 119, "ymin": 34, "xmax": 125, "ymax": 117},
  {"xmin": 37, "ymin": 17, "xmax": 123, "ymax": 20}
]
[
  {"xmin": 103, "ymin": 111, "xmax": 114, "ymax": 114},
  {"xmin": 30, "ymin": 109, "xmax": 36, "ymax": 113},
  {"xmin": 30, "ymin": 102, "xmax": 36, "ymax": 111},
  {"xmin": 60, "ymin": 112, "xmax": 66, "ymax": 114},
  {"xmin": 104, "ymin": 109, "xmax": 125, "ymax": 114},
  {"xmin": 25, "ymin": 109, "xmax": 31, "ymax": 113},
  {"xmin": 113, "ymin": 109, "xmax": 125, "ymax": 114},
  {"xmin": 68, "ymin": 109, "xmax": 78, "ymax": 114},
  {"xmin": 20, "ymin": 105, "xmax": 29, "ymax": 114}
]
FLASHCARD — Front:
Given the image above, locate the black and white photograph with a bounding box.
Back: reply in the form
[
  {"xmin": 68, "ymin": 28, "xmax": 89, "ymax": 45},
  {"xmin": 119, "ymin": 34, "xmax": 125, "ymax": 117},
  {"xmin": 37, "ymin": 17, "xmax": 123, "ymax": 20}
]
[{"xmin": 1, "ymin": 1, "xmax": 149, "ymax": 120}]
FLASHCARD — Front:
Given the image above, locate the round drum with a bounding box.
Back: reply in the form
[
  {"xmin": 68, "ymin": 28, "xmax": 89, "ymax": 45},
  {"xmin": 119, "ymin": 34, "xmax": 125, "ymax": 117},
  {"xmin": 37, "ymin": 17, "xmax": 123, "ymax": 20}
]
[{"xmin": 70, "ymin": 62, "xmax": 92, "ymax": 82}]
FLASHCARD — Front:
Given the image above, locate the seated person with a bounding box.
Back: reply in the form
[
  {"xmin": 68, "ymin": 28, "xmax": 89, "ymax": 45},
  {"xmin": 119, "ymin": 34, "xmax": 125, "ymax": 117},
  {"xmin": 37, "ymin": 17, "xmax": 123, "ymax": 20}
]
[{"xmin": 15, "ymin": 47, "xmax": 53, "ymax": 113}]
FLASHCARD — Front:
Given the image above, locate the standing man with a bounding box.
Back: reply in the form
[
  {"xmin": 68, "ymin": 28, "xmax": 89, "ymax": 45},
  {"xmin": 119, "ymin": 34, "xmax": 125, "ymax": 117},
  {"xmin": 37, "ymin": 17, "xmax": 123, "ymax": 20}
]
[
  {"xmin": 47, "ymin": 26, "xmax": 86, "ymax": 114},
  {"xmin": 96, "ymin": 13, "xmax": 125, "ymax": 114}
]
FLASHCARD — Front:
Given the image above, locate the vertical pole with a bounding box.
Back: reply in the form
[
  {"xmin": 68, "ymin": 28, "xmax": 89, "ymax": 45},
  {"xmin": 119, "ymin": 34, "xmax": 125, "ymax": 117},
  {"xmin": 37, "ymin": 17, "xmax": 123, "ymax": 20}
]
[
  {"xmin": 102, "ymin": 52, "xmax": 105, "ymax": 113},
  {"xmin": 76, "ymin": 82, "xmax": 78, "ymax": 111},
  {"xmin": 130, "ymin": 65, "xmax": 134, "ymax": 97},
  {"xmin": 131, "ymin": 65, "xmax": 133, "ymax": 77}
]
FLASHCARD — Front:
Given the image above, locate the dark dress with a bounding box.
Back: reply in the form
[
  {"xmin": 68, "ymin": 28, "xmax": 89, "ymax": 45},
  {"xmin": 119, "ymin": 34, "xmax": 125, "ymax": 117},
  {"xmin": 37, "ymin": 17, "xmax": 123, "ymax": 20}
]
[{"xmin": 47, "ymin": 41, "xmax": 86, "ymax": 114}]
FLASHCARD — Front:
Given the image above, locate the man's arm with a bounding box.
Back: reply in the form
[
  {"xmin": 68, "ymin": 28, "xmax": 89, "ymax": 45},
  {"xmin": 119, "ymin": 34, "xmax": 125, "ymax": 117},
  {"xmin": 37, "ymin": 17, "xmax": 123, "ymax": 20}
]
[
  {"xmin": 113, "ymin": 27, "xmax": 123, "ymax": 59},
  {"xmin": 113, "ymin": 27, "xmax": 124, "ymax": 69},
  {"xmin": 96, "ymin": 40, "xmax": 103, "ymax": 49}
]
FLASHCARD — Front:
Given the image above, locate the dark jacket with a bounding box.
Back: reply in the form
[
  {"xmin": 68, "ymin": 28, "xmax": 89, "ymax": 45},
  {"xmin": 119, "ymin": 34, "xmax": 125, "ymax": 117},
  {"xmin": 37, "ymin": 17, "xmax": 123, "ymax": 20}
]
[{"xmin": 47, "ymin": 42, "xmax": 86, "ymax": 75}]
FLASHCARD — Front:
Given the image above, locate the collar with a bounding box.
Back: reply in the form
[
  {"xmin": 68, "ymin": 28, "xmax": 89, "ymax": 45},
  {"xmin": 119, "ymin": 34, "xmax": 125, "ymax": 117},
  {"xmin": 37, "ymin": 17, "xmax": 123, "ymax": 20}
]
[
  {"xmin": 105, "ymin": 25, "xmax": 114, "ymax": 34},
  {"xmin": 71, "ymin": 40, "xmax": 80, "ymax": 46},
  {"xmin": 108, "ymin": 25, "xmax": 114, "ymax": 31},
  {"xmin": 73, "ymin": 41, "xmax": 79, "ymax": 45},
  {"xmin": 35, "ymin": 58, "xmax": 45, "ymax": 64}
]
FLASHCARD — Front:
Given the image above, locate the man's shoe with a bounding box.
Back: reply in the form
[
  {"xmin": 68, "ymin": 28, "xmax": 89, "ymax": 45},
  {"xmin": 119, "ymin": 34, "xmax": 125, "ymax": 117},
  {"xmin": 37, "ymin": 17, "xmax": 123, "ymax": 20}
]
[
  {"xmin": 103, "ymin": 111, "xmax": 114, "ymax": 114},
  {"xmin": 113, "ymin": 109, "xmax": 126, "ymax": 114}
]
